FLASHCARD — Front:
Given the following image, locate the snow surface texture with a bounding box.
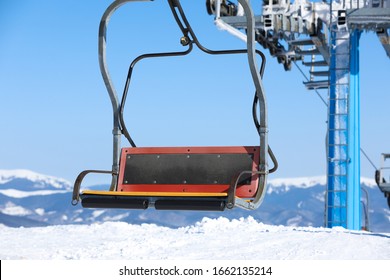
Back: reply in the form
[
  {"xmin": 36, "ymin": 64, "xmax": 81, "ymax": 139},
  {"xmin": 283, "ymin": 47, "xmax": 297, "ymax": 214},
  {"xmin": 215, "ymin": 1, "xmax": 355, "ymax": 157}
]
[
  {"xmin": 0, "ymin": 169, "xmax": 389, "ymax": 260},
  {"xmin": 0, "ymin": 217, "xmax": 389, "ymax": 260}
]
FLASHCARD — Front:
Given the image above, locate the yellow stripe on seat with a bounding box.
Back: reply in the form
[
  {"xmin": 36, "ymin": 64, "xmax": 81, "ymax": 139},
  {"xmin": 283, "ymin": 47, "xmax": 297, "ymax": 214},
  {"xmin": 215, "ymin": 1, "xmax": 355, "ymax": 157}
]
[{"xmin": 81, "ymin": 190, "xmax": 228, "ymax": 197}]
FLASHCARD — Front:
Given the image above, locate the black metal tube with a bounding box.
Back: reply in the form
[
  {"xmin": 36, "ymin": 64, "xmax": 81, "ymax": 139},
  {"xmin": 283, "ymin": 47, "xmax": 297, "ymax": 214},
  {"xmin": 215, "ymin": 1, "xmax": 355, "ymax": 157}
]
[{"xmin": 119, "ymin": 44, "xmax": 194, "ymax": 147}]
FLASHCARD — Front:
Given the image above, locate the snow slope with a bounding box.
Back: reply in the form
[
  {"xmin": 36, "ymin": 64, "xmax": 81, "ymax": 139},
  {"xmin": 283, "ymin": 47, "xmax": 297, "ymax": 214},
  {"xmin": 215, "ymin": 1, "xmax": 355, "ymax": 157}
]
[
  {"xmin": 0, "ymin": 216, "xmax": 389, "ymax": 260},
  {"xmin": 0, "ymin": 170, "xmax": 389, "ymax": 260}
]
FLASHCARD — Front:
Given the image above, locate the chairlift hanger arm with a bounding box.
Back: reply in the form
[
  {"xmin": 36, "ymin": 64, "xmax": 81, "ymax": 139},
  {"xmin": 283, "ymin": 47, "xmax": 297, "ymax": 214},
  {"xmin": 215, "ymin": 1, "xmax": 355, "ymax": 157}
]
[{"xmin": 98, "ymin": 0, "xmax": 155, "ymax": 192}]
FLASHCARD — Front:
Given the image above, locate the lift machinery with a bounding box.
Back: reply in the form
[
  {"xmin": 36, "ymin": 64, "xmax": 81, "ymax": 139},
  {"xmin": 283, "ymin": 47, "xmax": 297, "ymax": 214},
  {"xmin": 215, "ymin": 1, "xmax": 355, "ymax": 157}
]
[
  {"xmin": 206, "ymin": 0, "xmax": 390, "ymax": 227},
  {"xmin": 375, "ymin": 153, "xmax": 390, "ymax": 208}
]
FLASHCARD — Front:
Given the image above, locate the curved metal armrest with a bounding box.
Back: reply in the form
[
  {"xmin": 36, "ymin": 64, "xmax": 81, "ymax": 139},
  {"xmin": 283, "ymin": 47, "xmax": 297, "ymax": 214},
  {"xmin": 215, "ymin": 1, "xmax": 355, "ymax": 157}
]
[{"xmin": 72, "ymin": 170, "xmax": 116, "ymax": 206}]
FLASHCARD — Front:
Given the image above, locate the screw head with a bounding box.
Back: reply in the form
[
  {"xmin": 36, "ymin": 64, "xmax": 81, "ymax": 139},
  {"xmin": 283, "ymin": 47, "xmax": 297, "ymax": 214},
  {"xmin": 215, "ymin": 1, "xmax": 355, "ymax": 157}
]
[{"xmin": 180, "ymin": 36, "xmax": 190, "ymax": 46}]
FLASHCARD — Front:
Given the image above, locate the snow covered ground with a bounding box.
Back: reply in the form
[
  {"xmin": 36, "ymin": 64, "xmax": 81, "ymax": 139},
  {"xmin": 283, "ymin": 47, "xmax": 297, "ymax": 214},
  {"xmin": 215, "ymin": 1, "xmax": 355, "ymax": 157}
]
[
  {"xmin": 1, "ymin": 169, "xmax": 389, "ymax": 264},
  {"xmin": 1, "ymin": 216, "xmax": 389, "ymax": 260}
]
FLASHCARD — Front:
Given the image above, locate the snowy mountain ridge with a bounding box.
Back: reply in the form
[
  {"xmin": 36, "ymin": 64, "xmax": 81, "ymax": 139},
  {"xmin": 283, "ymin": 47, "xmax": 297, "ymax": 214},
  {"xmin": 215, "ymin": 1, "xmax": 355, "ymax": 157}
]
[
  {"xmin": 0, "ymin": 169, "xmax": 388, "ymax": 232},
  {"xmin": 0, "ymin": 189, "xmax": 70, "ymax": 198},
  {"xmin": 266, "ymin": 176, "xmax": 377, "ymax": 194},
  {"xmin": 268, "ymin": 175, "xmax": 377, "ymax": 189},
  {"xmin": 0, "ymin": 169, "xmax": 72, "ymax": 190},
  {"xmin": 0, "ymin": 169, "xmax": 377, "ymax": 193}
]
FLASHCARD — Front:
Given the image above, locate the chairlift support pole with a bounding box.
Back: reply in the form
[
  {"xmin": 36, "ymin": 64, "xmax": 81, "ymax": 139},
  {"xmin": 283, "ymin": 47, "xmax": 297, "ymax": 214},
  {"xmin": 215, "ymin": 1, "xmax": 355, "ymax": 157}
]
[
  {"xmin": 326, "ymin": 7, "xmax": 361, "ymax": 230},
  {"xmin": 347, "ymin": 29, "xmax": 361, "ymax": 230}
]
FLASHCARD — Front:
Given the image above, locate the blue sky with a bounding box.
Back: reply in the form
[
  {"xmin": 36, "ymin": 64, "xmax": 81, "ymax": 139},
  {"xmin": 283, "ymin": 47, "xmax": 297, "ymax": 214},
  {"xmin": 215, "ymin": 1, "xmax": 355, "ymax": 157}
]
[{"xmin": 1, "ymin": 0, "xmax": 389, "ymax": 186}]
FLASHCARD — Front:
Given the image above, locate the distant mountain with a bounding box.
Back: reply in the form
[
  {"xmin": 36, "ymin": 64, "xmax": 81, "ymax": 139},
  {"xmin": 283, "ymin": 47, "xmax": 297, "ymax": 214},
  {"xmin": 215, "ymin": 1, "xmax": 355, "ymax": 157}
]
[
  {"xmin": 0, "ymin": 169, "xmax": 389, "ymax": 232},
  {"xmin": 0, "ymin": 169, "xmax": 71, "ymax": 190}
]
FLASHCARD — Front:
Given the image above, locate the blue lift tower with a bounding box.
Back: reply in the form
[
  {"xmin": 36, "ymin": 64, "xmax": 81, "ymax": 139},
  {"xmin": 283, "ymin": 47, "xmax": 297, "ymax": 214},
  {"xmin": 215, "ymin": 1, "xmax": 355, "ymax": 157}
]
[{"xmin": 209, "ymin": 0, "xmax": 390, "ymax": 229}]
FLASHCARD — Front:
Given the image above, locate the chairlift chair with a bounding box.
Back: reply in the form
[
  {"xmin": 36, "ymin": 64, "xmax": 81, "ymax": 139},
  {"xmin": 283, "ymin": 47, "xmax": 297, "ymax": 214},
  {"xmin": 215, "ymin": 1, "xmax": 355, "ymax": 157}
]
[{"xmin": 72, "ymin": 0, "xmax": 277, "ymax": 211}]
